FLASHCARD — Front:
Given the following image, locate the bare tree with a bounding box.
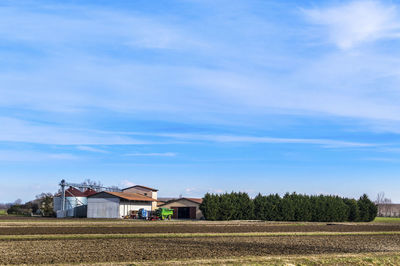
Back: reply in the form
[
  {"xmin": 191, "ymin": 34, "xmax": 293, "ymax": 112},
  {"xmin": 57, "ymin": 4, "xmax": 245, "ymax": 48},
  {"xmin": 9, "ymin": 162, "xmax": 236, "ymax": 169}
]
[
  {"xmin": 376, "ymin": 192, "xmax": 385, "ymax": 204},
  {"xmin": 109, "ymin": 185, "xmax": 120, "ymax": 192},
  {"xmin": 376, "ymin": 192, "xmax": 393, "ymax": 217},
  {"xmin": 13, "ymin": 199, "xmax": 22, "ymax": 205},
  {"xmin": 82, "ymin": 179, "xmax": 103, "ymax": 188}
]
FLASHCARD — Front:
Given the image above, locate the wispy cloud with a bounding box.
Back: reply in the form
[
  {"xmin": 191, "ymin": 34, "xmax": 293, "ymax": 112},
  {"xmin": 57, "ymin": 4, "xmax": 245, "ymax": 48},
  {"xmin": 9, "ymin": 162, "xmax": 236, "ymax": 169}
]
[
  {"xmin": 0, "ymin": 117, "xmax": 151, "ymax": 145},
  {"xmin": 125, "ymin": 152, "xmax": 177, "ymax": 157},
  {"xmin": 0, "ymin": 4, "xmax": 205, "ymax": 51},
  {"xmin": 362, "ymin": 157, "xmax": 400, "ymax": 163},
  {"xmin": 303, "ymin": 1, "xmax": 400, "ymax": 49},
  {"xmin": 133, "ymin": 132, "xmax": 375, "ymax": 148},
  {"xmin": 76, "ymin": 146, "xmax": 108, "ymax": 153},
  {"xmin": 120, "ymin": 180, "xmax": 135, "ymax": 188},
  {"xmin": 0, "ymin": 150, "xmax": 78, "ymax": 162}
]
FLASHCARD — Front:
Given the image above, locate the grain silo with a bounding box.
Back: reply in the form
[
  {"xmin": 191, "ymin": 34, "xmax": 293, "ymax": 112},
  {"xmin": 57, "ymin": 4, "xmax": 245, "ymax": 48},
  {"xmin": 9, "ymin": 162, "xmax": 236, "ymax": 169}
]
[{"xmin": 53, "ymin": 186, "xmax": 96, "ymax": 217}]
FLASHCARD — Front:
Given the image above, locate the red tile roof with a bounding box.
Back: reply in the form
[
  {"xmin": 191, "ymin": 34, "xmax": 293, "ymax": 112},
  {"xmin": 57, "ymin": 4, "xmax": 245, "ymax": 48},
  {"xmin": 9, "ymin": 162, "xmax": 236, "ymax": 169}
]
[
  {"xmin": 185, "ymin": 198, "xmax": 203, "ymax": 204},
  {"xmin": 159, "ymin": 197, "xmax": 203, "ymax": 206},
  {"xmin": 55, "ymin": 187, "xmax": 98, "ymax": 197},
  {"xmin": 95, "ymin": 191, "xmax": 158, "ymax": 202},
  {"xmin": 83, "ymin": 188, "xmax": 97, "ymax": 197},
  {"xmin": 64, "ymin": 187, "xmax": 86, "ymax": 197}
]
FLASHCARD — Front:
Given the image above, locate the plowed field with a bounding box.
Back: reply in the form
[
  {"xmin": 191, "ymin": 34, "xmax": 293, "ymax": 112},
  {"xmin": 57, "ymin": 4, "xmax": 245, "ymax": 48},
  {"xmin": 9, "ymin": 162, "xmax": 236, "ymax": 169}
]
[
  {"xmin": 2, "ymin": 223, "xmax": 400, "ymax": 235},
  {"xmin": 1, "ymin": 234, "xmax": 400, "ymax": 265},
  {"xmin": 1, "ymin": 217, "xmax": 400, "ymax": 265}
]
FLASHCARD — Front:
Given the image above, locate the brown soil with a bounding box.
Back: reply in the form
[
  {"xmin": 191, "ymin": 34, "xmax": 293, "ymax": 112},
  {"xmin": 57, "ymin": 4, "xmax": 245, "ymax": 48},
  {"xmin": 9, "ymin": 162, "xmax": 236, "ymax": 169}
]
[
  {"xmin": 1, "ymin": 223, "xmax": 400, "ymax": 235},
  {"xmin": 1, "ymin": 234, "xmax": 399, "ymax": 264}
]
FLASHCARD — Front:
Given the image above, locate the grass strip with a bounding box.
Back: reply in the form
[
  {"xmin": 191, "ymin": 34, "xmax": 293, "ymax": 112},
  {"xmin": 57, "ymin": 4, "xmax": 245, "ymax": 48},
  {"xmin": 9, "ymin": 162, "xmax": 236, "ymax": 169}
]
[
  {"xmin": 374, "ymin": 217, "xmax": 400, "ymax": 223},
  {"xmin": 45, "ymin": 252, "xmax": 400, "ymax": 266},
  {"xmin": 2, "ymin": 231, "xmax": 400, "ymax": 241},
  {"xmin": 135, "ymin": 252, "xmax": 400, "ymax": 266}
]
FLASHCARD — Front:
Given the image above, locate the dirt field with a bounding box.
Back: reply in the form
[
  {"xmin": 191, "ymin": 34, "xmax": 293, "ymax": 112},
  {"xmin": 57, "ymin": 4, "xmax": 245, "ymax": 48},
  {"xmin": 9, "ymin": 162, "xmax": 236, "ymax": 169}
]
[
  {"xmin": 1, "ymin": 217, "xmax": 400, "ymax": 265},
  {"xmin": 2, "ymin": 223, "xmax": 400, "ymax": 235},
  {"xmin": 1, "ymin": 234, "xmax": 400, "ymax": 264}
]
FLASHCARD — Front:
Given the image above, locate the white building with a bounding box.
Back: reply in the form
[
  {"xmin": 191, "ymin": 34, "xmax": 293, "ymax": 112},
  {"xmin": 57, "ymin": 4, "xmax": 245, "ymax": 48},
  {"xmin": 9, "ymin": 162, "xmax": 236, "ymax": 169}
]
[
  {"xmin": 53, "ymin": 186, "xmax": 96, "ymax": 218},
  {"xmin": 122, "ymin": 185, "xmax": 158, "ymax": 210},
  {"xmin": 87, "ymin": 191, "xmax": 156, "ymax": 218}
]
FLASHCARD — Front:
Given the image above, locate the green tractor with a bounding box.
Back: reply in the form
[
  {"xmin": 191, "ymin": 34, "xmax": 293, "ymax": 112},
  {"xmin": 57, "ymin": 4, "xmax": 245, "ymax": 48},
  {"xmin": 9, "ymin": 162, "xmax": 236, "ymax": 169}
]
[{"xmin": 155, "ymin": 207, "xmax": 174, "ymax": 220}]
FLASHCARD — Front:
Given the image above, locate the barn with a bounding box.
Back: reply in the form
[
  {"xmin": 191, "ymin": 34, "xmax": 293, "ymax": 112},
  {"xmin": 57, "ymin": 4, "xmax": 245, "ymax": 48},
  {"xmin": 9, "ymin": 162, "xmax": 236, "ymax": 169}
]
[
  {"xmin": 87, "ymin": 191, "xmax": 156, "ymax": 219},
  {"xmin": 159, "ymin": 198, "xmax": 203, "ymax": 219}
]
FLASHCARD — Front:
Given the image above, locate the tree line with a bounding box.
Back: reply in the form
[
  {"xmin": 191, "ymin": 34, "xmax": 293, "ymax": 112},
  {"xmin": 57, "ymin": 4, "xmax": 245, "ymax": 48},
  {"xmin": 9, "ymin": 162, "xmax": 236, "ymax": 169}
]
[
  {"xmin": 5, "ymin": 193, "xmax": 55, "ymax": 217},
  {"xmin": 200, "ymin": 192, "xmax": 377, "ymax": 222}
]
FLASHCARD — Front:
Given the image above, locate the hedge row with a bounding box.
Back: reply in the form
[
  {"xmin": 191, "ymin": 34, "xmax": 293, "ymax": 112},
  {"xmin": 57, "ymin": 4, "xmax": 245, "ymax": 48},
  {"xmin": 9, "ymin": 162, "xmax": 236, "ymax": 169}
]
[{"xmin": 199, "ymin": 192, "xmax": 377, "ymax": 222}]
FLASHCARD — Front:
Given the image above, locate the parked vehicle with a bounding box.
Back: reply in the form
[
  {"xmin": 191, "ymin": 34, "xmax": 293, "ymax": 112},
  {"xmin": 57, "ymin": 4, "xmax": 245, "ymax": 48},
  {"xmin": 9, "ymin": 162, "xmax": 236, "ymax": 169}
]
[
  {"xmin": 155, "ymin": 207, "xmax": 173, "ymax": 220},
  {"xmin": 137, "ymin": 208, "xmax": 149, "ymax": 219}
]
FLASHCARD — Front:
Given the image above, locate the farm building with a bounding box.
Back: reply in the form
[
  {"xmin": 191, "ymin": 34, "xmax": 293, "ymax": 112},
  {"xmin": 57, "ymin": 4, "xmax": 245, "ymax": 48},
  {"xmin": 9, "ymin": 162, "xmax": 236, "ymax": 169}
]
[
  {"xmin": 53, "ymin": 187, "xmax": 97, "ymax": 218},
  {"xmin": 87, "ymin": 191, "xmax": 157, "ymax": 218},
  {"xmin": 122, "ymin": 185, "xmax": 158, "ymax": 210},
  {"xmin": 159, "ymin": 198, "xmax": 203, "ymax": 219},
  {"xmin": 377, "ymin": 204, "xmax": 400, "ymax": 217}
]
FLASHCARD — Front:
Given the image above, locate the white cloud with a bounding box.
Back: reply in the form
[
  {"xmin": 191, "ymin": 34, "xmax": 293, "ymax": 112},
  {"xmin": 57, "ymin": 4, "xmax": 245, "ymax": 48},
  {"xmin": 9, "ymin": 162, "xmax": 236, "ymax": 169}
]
[
  {"xmin": 125, "ymin": 152, "xmax": 177, "ymax": 157},
  {"xmin": 142, "ymin": 133, "xmax": 375, "ymax": 148},
  {"xmin": 76, "ymin": 146, "xmax": 108, "ymax": 153},
  {"xmin": 0, "ymin": 150, "xmax": 78, "ymax": 162},
  {"xmin": 0, "ymin": 5, "xmax": 205, "ymax": 51},
  {"xmin": 208, "ymin": 188, "xmax": 224, "ymax": 194},
  {"xmin": 185, "ymin": 187, "xmax": 196, "ymax": 193},
  {"xmin": 0, "ymin": 117, "xmax": 151, "ymax": 145},
  {"xmin": 304, "ymin": 1, "xmax": 400, "ymax": 49},
  {"xmin": 120, "ymin": 180, "xmax": 135, "ymax": 188},
  {"xmin": 1, "ymin": 1, "xmax": 400, "ymax": 140}
]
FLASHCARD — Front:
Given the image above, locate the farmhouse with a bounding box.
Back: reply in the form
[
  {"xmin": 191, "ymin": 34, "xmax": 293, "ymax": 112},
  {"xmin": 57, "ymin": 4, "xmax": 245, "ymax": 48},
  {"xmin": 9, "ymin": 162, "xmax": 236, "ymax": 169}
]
[
  {"xmin": 159, "ymin": 198, "xmax": 203, "ymax": 219},
  {"xmin": 121, "ymin": 185, "xmax": 158, "ymax": 210}
]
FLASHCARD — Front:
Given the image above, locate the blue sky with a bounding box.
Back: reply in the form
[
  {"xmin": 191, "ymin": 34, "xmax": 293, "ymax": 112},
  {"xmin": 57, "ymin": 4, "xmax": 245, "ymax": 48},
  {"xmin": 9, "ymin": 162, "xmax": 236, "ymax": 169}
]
[{"xmin": 1, "ymin": 0, "xmax": 400, "ymax": 202}]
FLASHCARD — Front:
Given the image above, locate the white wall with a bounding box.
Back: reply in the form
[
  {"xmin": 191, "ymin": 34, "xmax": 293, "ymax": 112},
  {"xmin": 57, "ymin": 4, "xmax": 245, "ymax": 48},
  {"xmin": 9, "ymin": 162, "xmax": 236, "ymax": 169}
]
[
  {"xmin": 87, "ymin": 197, "xmax": 119, "ymax": 218},
  {"xmin": 53, "ymin": 196, "xmax": 87, "ymax": 211},
  {"xmin": 119, "ymin": 201, "xmax": 152, "ymax": 218}
]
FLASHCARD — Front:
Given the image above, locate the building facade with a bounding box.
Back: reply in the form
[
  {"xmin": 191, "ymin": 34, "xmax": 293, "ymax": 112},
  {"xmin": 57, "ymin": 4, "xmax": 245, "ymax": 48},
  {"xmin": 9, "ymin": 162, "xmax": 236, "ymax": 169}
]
[
  {"xmin": 122, "ymin": 185, "xmax": 158, "ymax": 210},
  {"xmin": 377, "ymin": 204, "xmax": 400, "ymax": 217},
  {"xmin": 159, "ymin": 198, "xmax": 203, "ymax": 219},
  {"xmin": 87, "ymin": 191, "xmax": 156, "ymax": 218}
]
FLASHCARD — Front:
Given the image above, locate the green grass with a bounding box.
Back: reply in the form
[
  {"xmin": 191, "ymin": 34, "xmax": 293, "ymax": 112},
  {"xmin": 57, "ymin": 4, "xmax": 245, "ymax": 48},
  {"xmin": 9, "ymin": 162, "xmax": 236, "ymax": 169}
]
[
  {"xmin": 0, "ymin": 210, "xmax": 7, "ymax": 216},
  {"xmin": 2, "ymin": 231, "xmax": 400, "ymax": 241},
  {"xmin": 374, "ymin": 217, "xmax": 400, "ymax": 223}
]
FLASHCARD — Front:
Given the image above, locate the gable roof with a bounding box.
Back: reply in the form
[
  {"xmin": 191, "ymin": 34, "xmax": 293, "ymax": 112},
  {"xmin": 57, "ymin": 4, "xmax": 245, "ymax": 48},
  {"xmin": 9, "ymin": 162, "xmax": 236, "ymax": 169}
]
[
  {"xmin": 185, "ymin": 198, "xmax": 203, "ymax": 204},
  {"xmin": 122, "ymin": 185, "xmax": 158, "ymax": 192},
  {"xmin": 55, "ymin": 187, "xmax": 97, "ymax": 197},
  {"xmin": 82, "ymin": 188, "xmax": 97, "ymax": 197},
  {"xmin": 63, "ymin": 187, "xmax": 86, "ymax": 197},
  {"xmin": 160, "ymin": 197, "xmax": 203, "ymax": 206},
  {"xmin": 88, "ymin": 191, "xmax": 157, "ymax": 202}
]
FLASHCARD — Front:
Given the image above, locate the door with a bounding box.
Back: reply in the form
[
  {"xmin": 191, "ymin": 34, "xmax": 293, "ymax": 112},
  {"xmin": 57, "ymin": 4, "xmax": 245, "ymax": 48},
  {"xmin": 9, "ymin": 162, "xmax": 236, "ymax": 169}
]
[
  {"xmin": 171, "ymin": 207, "xmax": 178, "ymax": 219},
  {"xmin": 178, "ymin": 207, "xmax": 190, "ymax": 218},
  {"xmin": 189, "ymin": 207, "xmax": 196, "ymax": 219}
]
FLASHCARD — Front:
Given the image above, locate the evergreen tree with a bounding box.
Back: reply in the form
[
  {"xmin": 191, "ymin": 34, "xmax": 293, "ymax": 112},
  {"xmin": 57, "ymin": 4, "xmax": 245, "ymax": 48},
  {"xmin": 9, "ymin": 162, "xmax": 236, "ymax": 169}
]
[
  {"xmin": 201, "ymin": 191, "xmax": 376, "ymax": 222},
  {"xmin": 358, "ymin": 194, "xmax": 377, "ymax": 222},
  {"xmin": 343, "ymin": 198, "xmax": 359, "ymax": 222},
  {"xmin": 217, "ymin": 193, "xmax": 235, "ymax": 220},
  {"xmin": 199, "ymin": 193, "xmax": 219, "ymax": 220}
]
